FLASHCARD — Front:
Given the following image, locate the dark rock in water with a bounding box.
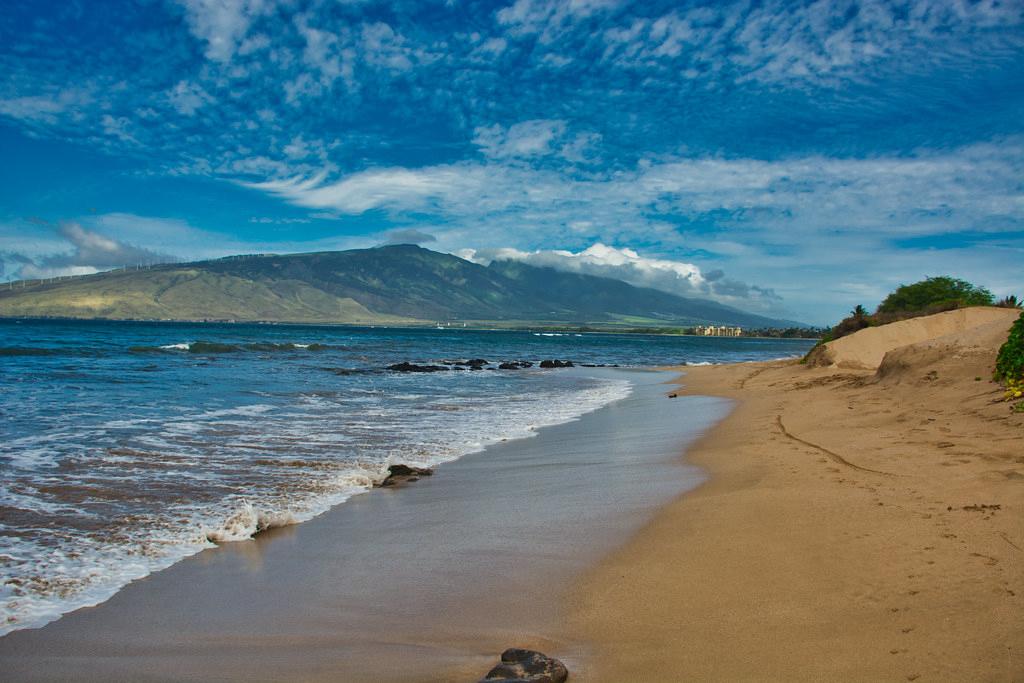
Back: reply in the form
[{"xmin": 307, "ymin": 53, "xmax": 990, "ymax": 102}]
[
  {"xmin": 387, "ymin": 362, "xmax": 450, "ymax": 373},
  {"xmin": 445, "ymin": 358, "xmax": 489, "ymax": 367},
  {"xmin": 499, "ymin": 360, "xmax": 534, "ymax": 370},
  {"xmin": 323, "ymin": 367, "xmax": 378, "ymax": 376},
  {"xmin": 539, "ymin": 359, "xmax": 574, "ymax": 369},
  {"xmin": 378, "ymin": 464, "xmax": 434, "ymax": 487},
  {"xmin": 479, "ymin": 649, "xmax": 569, "ymax": 683}
]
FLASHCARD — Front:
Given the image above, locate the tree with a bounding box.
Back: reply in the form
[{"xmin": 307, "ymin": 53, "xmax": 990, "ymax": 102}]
[
  {"xmin": 877, "ymin": 276, "xmax": 994, "ymax": 314},
  {"xmin": 851, "ymin": 304, "xmax": 868, "ymax": 319},
  {"xmin": 997, "ymin": 295, "xmax": 1022, "ymax": 309}
]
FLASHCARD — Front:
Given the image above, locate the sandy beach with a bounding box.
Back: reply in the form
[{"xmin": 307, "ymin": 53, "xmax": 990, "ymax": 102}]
[{"xmin": 570, "ymin": 308, "xmax": 1023, "ymax": 681}]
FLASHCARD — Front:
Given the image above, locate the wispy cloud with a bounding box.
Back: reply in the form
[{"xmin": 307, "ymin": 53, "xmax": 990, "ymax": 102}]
[
  {"xmin": 6, "ymin": 221, "xmax": 177, "ymax": 280},
  {"xmin": 242, "ymin": 139, "xmax": 1024, "ymax": 240}
]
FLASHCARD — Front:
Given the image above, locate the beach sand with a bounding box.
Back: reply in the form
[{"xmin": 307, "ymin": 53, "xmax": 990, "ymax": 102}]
[{"xmin": 570, "ymin": 309, "xmax": 1023, "ymax": 681}]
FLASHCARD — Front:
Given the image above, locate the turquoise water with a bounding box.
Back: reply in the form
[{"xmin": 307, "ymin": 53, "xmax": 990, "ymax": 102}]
[{"xmin": 0, "ymin": 319, "xmax": 814, "ymax": 634}]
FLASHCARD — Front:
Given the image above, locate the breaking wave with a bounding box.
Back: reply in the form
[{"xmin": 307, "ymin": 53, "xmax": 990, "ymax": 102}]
[
  {"xmin": 129, "ymin": 341, "xmax": 338, "ymax": 354},
  {"xmin": 204, "ymin": 502, "xmax": 299, "ymax": 543}
]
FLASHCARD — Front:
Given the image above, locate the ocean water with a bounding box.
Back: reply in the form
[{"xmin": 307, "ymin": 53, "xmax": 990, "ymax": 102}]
[{"xmin": 0, "ymin": 319, "xmax": 815, "ymax": 635}]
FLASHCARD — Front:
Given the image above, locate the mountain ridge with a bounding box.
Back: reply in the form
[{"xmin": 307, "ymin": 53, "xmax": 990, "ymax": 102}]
[{"xmin": 0, "ymin": 245, "xmax": 806, "ymax": 328}]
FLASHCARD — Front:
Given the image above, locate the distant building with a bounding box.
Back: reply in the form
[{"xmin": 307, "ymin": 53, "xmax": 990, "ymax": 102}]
[{"xmin": 694, "ymin": 325, "xmax": 742, "ymax": 337}]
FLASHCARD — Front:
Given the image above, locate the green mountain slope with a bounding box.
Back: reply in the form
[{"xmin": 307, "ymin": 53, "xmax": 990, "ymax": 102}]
[{"xmin": 0, "ymin": 245, "xmax": 803, "ymax": 328}]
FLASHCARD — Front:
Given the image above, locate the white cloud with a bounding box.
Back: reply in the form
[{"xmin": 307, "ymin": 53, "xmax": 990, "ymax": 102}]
[
  {"xmin": 478, "ymin": 37, "xmax": 508, "ymax": 55},
  {"xmin": 463, "ymin": 242, "xmax": 702, "ymax": 288},
  {"xmin": 473, "ymin": 119, "xmax": 568, "ymax": 159},
  {"xmin": 295, "ymin": 15, "xmax": 356, "ymax": 89},
  {"xmin": 599, "ymin": 0, "xmax": 1024, "ymax": 86},
  {"xmin": 245, "ymin": 166, "xmax": 491, "ymax": 213},
  {"xmin": 0, "ymin": 90, "xmax": 92, "ymax": 124},
  {"xmin": 497, "ymin": 0, "xmax": 622, "ymax": 43},
  {"xmin": 240, "ymin": 139, "xmax": 1024, "ymax": 322},
  {"xmin": 101, "ymin": 115, "xmax": 136, "ymax": 143},
  {"xmin": 282, "ymin": 135, "xmax": 327, "ymax": 161},
  {"xmin": 167, "ymin": 80, "xmax": 213, "ymax": 116},
  {"xmin": 7, "ymin": 221, "xmax": 177, "ymax": 279},
  {"xmin": 245, "ymin": 139, "xmax": 1024, "ymax": 240},
  {"xmin": 177, "ymin": 0, "xmax": 272, "ymax": 62},
  {"xmin": 457, "ymin": 242, "xmax": 789, "ymax": 311}
]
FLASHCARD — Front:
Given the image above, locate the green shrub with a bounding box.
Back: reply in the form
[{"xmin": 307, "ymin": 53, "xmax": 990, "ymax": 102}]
[
  {"xmin": 995, "ymin": 311, "xmax": 1024, "ymax": 381},
  {"xmin": 878, "ymin": 276, "xmax": 994, "ymax": 313}
]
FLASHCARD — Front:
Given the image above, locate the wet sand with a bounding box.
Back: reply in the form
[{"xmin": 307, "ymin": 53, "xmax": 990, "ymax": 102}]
[
  {"xmin": 571, "ymin": 333, "xmax": 1024, "ymax": 680},
  {"xmin": 0, "ymin": 369, "xmax": 730, "ymax": 682}
]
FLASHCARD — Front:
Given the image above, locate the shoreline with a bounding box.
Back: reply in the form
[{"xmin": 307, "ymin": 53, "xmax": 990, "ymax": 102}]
[
  {"xmin": 569, "ymin": 353, "xmax": 1023, "ymax": 681},
  {"xmin": 0, "ymin": 369, "xmax": 732, "ymax": 682},
  {"xmin": 0, "ymin": 315, "xmax": 818, "ymax": 340}
]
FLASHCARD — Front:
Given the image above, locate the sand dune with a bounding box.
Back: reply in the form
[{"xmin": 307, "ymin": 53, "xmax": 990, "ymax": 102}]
[
  {"xmin": 571, "ymin": 307, "xmax": 1023, "ymax": 681},
  {"xmin": 807, "ymin": 306, "xmax": 1020, "ymax": 370}
]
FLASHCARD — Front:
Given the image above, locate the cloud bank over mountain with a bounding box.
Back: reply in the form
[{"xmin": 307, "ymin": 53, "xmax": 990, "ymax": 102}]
[{"xmin": 459, "ymin": 243, "xmax": 784, "ymax": 313}]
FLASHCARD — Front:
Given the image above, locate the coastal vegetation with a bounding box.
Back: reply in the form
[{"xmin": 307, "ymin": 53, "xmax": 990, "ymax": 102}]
[
  {"xmin": 876, "ymin": 276, "xmax": 994, "ymax": 313},
  {"xmin": 819, "ymin": 276, "xmax": 1016, "ymax": 346},
  {"xmin": 995, "ymin": 311, "xmax": 1024, "ymax": 411}
]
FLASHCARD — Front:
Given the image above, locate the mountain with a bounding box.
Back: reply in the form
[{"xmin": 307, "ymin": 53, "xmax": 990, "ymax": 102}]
[{"xmin": 0, "ymin": 245, "xmax": 804, "ymax": 328}]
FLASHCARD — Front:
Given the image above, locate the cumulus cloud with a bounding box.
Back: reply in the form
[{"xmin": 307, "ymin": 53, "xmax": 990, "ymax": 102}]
[{"xmin": 457, "ymin": 243, "xmax": 782, "ymax": 309}]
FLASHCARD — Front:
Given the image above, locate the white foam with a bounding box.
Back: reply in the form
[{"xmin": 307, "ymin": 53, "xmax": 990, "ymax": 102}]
[
  {"xmin": 159, "ymin": 343, "xmax": 192, "ymax": 351},
  {"xmin": 0, "ymin": 373, "xmax": 634, "ymax": 636},
  {"xmin": 203, "ymin": 501, "xmax": 299, "ymax": 543}
]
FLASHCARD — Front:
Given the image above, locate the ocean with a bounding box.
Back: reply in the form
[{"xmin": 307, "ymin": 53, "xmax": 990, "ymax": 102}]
[{"xmin": 0, "ymin": 319, "xmax": 815, "ymax": 635}]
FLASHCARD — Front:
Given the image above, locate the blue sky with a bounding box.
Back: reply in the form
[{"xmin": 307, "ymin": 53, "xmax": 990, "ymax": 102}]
[{"xmin": 1, "ymin": 0, "xmax": 1022, "ymax": 324}]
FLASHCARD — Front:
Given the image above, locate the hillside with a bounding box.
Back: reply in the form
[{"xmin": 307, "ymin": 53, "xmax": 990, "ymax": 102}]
[{"xmin": 0, "ymin": 245, "xmax": 802, "ymax": 328}]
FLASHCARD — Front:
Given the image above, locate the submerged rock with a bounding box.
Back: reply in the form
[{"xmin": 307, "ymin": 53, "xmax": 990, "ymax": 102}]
[
  {"xmin": 539, "ymin": 359, "xmax": 574, "ymax": 368},
  {"xmin": 498, "ymin": 361, "xmax": 533, "ymax": 370},
  {"xmin": 387, "ymin": 362, "xmax": 450, "ymax": 373},
  {"xmin": 378, "ymin": 464, "xmax": 434, "ymax": 487},
  {"xmin": 479, "ymin": 648, "xmax": 569, "ymax": 683}
]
